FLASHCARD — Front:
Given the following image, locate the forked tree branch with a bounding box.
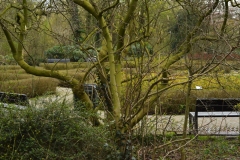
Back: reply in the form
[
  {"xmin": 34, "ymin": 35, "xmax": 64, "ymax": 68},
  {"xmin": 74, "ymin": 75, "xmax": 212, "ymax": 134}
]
[{"xmin": 99, "ymin": 0, "xmax": 120, "ymax": 16}]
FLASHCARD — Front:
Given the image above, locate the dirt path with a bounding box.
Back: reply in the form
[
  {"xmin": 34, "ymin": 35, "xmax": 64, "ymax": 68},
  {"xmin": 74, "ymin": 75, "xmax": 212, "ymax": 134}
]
[{"xmin": 29, "ymin": 87, "xmax": 74, "ymax": 108}]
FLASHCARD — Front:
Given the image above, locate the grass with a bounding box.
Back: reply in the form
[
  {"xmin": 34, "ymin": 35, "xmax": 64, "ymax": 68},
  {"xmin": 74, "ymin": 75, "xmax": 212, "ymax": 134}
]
[
  {"xmin": 1, "ymin": 68, "xmax": 26, "ymax": 74},
  {"xmin": 2, "ymin": 62, "xmax": 240, "ymax": 114},
  {"xmin": 39, "ymin": 60, "xmax": 138, "ymax": 70},
  {"xmin": 119, "ymin": 60, "xmax": 240, "ymax": 114},
  {"xmin": 39, "ymin": 62, "xmax": 75, "ymax": 70},
  {"xmin": 39, "ymin": 62, "xmax": 92, "ymax": 70},
  {"xmin": 135, "ymin": 135, "xmax": 240, "ymax": 160},
  {"xmin": 149, "ymin": 72, "xmax": 240, "ymax": 114},
  {"xmin": 0, "ymin": 64, "xmax": 98, "ymax": 98},
  {"xmin": 0, "ymin": 65, "xmax": 22, "ymax": 70},
  {"xmin": 0, "ymin": 64, "xmax": 95, "ymax": 98},
  {"xmin": 59, "ymin": 69, "xmax": 86, "ymax": 78},
  {"xmin": 0, "ymin": 77, "xmax": 60, "ymax": 97},
  {"xmin": 0, "ymin": 65, "xmax": 60, "ymax": 97},
  {"xmin": 0, "ymin": 72, "xmax": 32, "ymax": 81},
  {"xmin": 184, "ymin": 137, "xmax": 240, "ymax": 160}
]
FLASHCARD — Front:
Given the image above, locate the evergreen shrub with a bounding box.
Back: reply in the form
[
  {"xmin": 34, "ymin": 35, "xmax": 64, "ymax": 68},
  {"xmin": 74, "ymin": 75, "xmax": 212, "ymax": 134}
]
[{"xmin": 0, "ymin": 102, "xmax": 116, "ymax": 159}]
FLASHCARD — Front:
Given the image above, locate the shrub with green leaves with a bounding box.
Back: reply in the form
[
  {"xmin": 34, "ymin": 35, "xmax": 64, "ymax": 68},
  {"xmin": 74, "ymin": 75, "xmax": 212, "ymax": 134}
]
[
  {"xmin": 0, "ymin": 102, "xmax": 116, "ymax": 159},
  {"xmin": 169, "ymin": 9, "xmax": 198, "ymax": 52},
  {"xmin": 128, "ymin": 42, "xmax": 153, "ymax": 57},
  {"xmin": 0, "ymin": 54, "xmax": 17, "ymax": 65},
  {"xmin": 45, "ymin": 45, "xmax": 97, "ymax": 62}
]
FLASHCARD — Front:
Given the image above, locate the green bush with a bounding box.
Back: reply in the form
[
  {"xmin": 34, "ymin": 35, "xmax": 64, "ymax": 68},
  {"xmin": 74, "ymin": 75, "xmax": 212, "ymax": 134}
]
[
  {"xmin": 24, "ymin": 55, "xmax": 46, "ymax": 66},
  {"xmin": 45, "ymin": 45, "xmax": 97, "ymax": 62},
  {"xmin": 128, "ymin": 42, "xmax": 153, "ymax": 57},
  {"xmin": 0, "ymin": 54, "xmax": 17, "ymax": 65},
  {"xmin": 217, "ymin": 65, "xmax": 232, "ymax": 73},
  {"xmin": 0, "ymin": 102, "xmax": 116, "ymax": 159},
  {"xmin": 150, "ymin": 90, "xmax": 194, "ymax": 115}
]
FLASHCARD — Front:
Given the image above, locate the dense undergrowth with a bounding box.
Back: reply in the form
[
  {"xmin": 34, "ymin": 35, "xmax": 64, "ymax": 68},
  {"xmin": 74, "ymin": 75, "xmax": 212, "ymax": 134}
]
[
  {"xmin": 1, "ymin": 100, "xmax": 239, "ymax": 160},
  {"xmin": 0, "ymin": 102, "xmax": 118, "ymax": 160},
  {"xmin": 134, "ymin": 134, "xmax": 240, "ymax": 159}
]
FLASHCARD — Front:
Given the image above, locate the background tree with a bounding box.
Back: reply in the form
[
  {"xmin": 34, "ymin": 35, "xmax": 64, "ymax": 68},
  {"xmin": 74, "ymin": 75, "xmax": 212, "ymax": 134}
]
[{"xmin": 67, "ymin": 0, "xmax": 84, "ymax": 44}]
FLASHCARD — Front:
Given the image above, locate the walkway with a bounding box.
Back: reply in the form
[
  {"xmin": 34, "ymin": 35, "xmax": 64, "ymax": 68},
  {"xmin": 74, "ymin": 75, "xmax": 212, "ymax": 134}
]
[
  {"xmin": 134, "ymin": 115, "xmax": 239, "ymax": 135},
  {"xmin": 29, "ymin": 87, "xmax": 240, "ymax": 135}
]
